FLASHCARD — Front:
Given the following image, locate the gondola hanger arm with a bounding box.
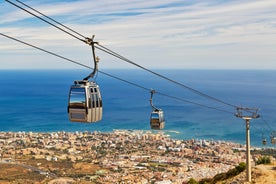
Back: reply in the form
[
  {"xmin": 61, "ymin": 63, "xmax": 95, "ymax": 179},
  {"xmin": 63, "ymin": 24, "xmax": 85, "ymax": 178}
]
[
  {"xmin": 83, "ymin": 35, "xmax": 99, "ymax": 81},
  {"xmin": 150, "ymin": 89, "xmax": 159, "ymax": 111}
]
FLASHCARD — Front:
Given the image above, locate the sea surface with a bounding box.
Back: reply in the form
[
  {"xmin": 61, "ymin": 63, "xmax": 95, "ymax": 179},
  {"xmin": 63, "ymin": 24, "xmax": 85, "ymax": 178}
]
[{"xmin": 0, "ymin": 69, "xmax": 275, "ymax": 147}]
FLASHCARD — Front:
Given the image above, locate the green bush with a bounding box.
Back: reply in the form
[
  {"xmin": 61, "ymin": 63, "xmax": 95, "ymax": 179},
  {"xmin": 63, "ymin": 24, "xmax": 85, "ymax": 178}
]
[
  {"xmin": 235, "ymin": 162, "xmax": 246, "ymax": 172},
  {"xmin": 226, "ymin": 168, "xmax": 238, "ymax": 178},
  {"xmin": 212, "ymin": 172, "xmax": 228, "ymax": 182},
  {"xmin": 187, "ymin": 178, "xmax": 199, "ymax": 184},
  {"xmin": 256, "ymin": 156, "xmax": 271, "ymax": 165},
  {"xmin": 199, "ymin": 178, "xmax": 212, "ymax": 184}
]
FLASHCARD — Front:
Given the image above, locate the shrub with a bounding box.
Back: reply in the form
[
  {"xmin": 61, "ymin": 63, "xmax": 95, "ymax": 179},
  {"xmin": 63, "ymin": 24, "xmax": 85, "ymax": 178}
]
[
  {"xmin": 199, "ymin": 178, "xmax": 212, "ymax": 184},
  {"xmin": 226, "ymin": 168, "xmax": 238, "ymax": 178},
  {"xmin": 212, "ymin": 172, "xmax": 228, "ymax": 182},
  {"xmin": 187, "ymin": 178, "xmax": 199, "ymax": 184},
  {"xmin": 235, "ymin": 162, "xmax": 246, "ymax": 172},
  {"xmin": 256, "ymin": 156, "xmax": 271, "ymax": 165}
]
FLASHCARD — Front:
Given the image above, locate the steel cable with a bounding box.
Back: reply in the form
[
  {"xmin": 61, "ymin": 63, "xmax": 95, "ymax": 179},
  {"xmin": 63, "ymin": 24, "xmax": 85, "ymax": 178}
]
[{"xmin": 1, "ymin": 32, "xmax": 234, "ymax": 115}]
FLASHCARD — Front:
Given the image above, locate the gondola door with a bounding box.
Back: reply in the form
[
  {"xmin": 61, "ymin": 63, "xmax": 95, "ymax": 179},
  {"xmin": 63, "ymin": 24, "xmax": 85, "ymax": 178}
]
[{"xmin": 68, "ymin": 84, "xmax": 88, "ymax": 122}]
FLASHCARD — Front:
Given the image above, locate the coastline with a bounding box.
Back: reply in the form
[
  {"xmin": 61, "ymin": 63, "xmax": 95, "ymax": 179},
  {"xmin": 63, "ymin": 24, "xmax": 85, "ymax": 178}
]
[{"xmin": 1, "ymin": 69, "xmax": 275, "ymax": 148}]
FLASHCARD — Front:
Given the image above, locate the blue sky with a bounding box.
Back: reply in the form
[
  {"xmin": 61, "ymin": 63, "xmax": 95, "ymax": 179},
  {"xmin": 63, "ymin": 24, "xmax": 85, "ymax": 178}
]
[{"xmin": 0, "ymin": 0, "xmax": 276, "ymax": 69}]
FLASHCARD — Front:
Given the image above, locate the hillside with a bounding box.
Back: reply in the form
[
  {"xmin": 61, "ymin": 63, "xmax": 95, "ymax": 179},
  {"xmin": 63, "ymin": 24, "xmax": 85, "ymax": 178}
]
[{"xmin": 217, "ymin": 163, "xmax": 276, "ymax": 184}]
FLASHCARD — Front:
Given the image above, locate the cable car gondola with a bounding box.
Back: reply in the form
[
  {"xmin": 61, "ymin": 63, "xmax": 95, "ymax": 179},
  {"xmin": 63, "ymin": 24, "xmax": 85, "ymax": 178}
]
[
  {"xmin": 68, "ymin": 80, "xmax": 102, "ymax": 122},
  {"xmin": 261, "ymin": 133, "xmax": 267, "ymax": 145},
  {"xmin": 68, "ymin": 36, "xmax": 102, "ymax": 123},
  {"xmin": 262, "ymin": 138, "xmax": 267, "ymax": 145},
  {"xmin": 150, "ymin": 90, "xmax": 165, "ymax": 130},
  {"xmin": 270, "ymin": 131, "xmax": 276, "ymax": 144},
  {"xmin": 271, "ymin": 137, "xmax": 275, "ymax": 144}
]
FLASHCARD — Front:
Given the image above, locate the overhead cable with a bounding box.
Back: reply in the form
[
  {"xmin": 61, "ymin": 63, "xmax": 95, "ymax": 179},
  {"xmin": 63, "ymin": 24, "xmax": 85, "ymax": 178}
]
[
  {"xmin": 6, "ymin": 0, "xmax": 239, "ymax": 110},
  {"xmin": 14, "ymin": 0, "xmax": 87, "ymax": 40},
  {"xmin": 260, "ymin": 117, "xmax": 275, "ymax": 133},
  {"xmin": 0, "ymin": 33, "xmax": 89, "ymax": 69},
  {"xmin": 5, "ymin": 0, "xmax": 86, "ymax": 43},
  {"xmin": 155, "ymin": 92, "xmax": 233, "ymax": 115},
  {"xmin": 5, "ymin": 0, "xmax": 275, "ymax": 143},
  {"xmin": 96, "ymin": 43, "xmax": 239, "ymax": 109},
  {"xmin": 0, "ymin": 32, "xmax": 234, "ymax": 115}
]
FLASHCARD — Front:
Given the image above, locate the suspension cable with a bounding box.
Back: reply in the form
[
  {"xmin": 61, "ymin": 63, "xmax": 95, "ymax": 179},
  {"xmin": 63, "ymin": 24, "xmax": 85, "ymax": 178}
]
[
  {"xmin": 14, "ymin": 0, "xmax": 87, "ymax": 40},
  {"xmin": 5, "ymin": 0, "xmax": 276, "ymax": 145},
  {"xmin": 96, "ymin": 44, "xmax": 239, "ymax": 109},
  {"xmin": 156, "ymin": 92, "xmax": 234, "ymax": 115},
  {"xmin": 0, "ymin": 33, "xmax": 88, "ymax": 69},
  {"xmin": 5, "ymin": 0, "xmax": 239, "ymax": 110},
  {"xmin": 0, "ymin": 32, "xmax": 234, "ymax": 115},
  {"xmin": 260, "ymin": 116, "xmax": 275, "ymax": 133},
  {"xmin": 5, "ymin": 0, "xmax": 86, "ymax": 44},
  {"xmin": 5, "ymin": 1, "xmax": 271, "ymax": 121}
]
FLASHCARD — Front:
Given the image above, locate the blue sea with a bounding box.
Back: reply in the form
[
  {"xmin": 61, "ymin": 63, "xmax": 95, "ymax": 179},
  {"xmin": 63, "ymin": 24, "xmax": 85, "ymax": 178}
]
[{"xmin": 0, "ymin": 69, "xmax": 275, "ymax": 147}]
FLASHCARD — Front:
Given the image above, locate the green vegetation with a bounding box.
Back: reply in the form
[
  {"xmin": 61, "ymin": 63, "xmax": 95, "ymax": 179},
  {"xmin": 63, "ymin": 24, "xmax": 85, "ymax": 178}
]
[
  {"xmin": 256, "ymin": 156, "xmax": 271, "ymax": 165},
  {"xmin": 235, "ymin": 162, "xmax": 246, "ymax": 172},
  {"xmin": 187, "ymin": 178, "xmax": 198, "ymax": 184}
]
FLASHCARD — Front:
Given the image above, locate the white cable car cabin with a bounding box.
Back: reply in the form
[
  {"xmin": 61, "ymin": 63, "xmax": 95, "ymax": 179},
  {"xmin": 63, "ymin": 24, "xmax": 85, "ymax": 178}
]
[
  {"xmin": 261, "ymin": 133, "xmax": 267, "ymax": 145},
  {"xmin": 262, "ymin": 138, "xmax": 267, "ymax": 145},
  {"xmin": 271, "ymin": 137, "xmax": 275, "ymax": 144},
  {"xmin": 149, "ymin": 90, "xmax": 165, "ymax": 130},
  {"xmin": 68, "ymin": 80, "xmax": 102, "ymax": 122},
  {"xmin": 271, "ymin": 131, "xmax": 276, "ymax": 144},
  {"xmin": 150, "ymin": 109, "xmax": 165, "ymax": 130}
]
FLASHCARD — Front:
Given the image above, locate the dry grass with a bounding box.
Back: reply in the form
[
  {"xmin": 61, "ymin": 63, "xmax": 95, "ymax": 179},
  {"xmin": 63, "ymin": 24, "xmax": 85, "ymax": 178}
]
[
  {"xmin": 0, "ymin": 163, "xmax": 46, "ymax": 183},
  {"xmin": 251, "ymin": 164, "xmax": 276, "ymax": 184},
  {"xmin": 216, "ymin": 163, "xmax": 276, "ymax": 184}
]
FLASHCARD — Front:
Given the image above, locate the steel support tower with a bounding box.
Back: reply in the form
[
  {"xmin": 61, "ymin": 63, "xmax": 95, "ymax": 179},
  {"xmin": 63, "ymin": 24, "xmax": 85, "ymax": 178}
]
[{"xmin": 235, "ymin": 107, "xmax": 260, "ymax": 182}]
